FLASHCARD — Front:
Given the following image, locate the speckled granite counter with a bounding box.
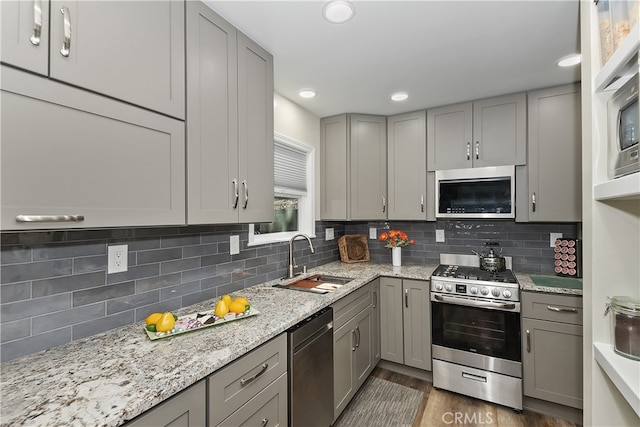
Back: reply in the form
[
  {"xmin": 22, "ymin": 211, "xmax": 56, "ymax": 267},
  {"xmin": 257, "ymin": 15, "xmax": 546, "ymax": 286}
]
[
  {"xmin": 516, "ymin": 273, "xmax": 583, "ymax": 296},
  {"xmin": 0, "ymin": 261, "xmax": 580, "ymax": 426}
]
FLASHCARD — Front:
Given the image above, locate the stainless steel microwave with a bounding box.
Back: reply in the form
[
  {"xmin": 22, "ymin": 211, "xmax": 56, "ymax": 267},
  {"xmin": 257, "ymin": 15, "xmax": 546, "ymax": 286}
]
[
  {"xmin": 435, "ymin": 165, "xmax": 515, "ymax": 219},
  {"xmin": 609, "ymin": 73, "xmax": 639, "ymax": 179}
]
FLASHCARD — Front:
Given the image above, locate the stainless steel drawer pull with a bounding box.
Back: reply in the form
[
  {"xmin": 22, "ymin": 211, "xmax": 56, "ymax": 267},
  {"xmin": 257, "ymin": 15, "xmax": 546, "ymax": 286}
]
[
  {"xmin": 547, "ymin": 305, "xmax": 577, "ymax": 313},
  {"xmin": 60, "ymin": 6, "xmax": 71, "ymax": 57},
  {"xmin": 232, "ymin": 179, "xmax": 239, "ymax": 209},
  {"xmin": 240, "ymin": 363, "xmax": 268, "ymax": 386},
  {"xmin": 526, "ymin": 329, "xmax": 531, "ymax": 353},
  {"xmin": 30, "ymin": 0, "xmax": 42, "ymax": 45},
  {"xmin": 16, "ymin": 214, "xmax": 85, "ymax": 223},
  {"xmin": 261, "ymin": 418, "xmax": 269, "ymax": 427},
  {"xmin": 351, "ymin": 330, "xmax": 357, "ymax": 351},
  {"xmin": 462, "ymin": 372, "xmax": 487, "ymax": 383},
  {"xmin": 242, "ymin": 180, "xmax": 248, "ymax": 209},
  {"xmin": 355, "ymin": 326, "xmax": 360, "ymax": 348},
  {"xmin": 405, "ymin": 288, "xmax": 409, "ymax": 308}
]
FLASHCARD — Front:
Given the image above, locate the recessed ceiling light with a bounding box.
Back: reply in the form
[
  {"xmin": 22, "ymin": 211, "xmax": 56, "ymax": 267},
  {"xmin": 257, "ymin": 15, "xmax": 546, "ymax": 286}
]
[
  {"xmin": 322, "ymin": 0, "xmax": 355, "ymax": 24},
  {"xmin": 391, "ymin": 92, "xmax": 409, "ymax": 102},
  {"xmin": 299, "ymin": 89, "xmax": 317, "ymax": 99},
  {"xmin": 557, "ymin": 54, "xmax": 581, "ymax": 67}
]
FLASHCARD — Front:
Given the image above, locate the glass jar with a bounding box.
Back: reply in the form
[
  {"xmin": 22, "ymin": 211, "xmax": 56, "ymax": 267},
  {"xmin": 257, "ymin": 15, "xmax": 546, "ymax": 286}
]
[
  {"xmin": 605, "ymin": 296, "xmax": 640, "ymax": 360},
  {"xmin": 612, "ymin": 0, "xmax": 631, "ymax": 49},
  {"xmin": 629, "ymin": 0, "xmax": 639, "ymax": 30},
  {"xmin": 598, "ymin": 0, "xmax": 614, "ymax": 65}
]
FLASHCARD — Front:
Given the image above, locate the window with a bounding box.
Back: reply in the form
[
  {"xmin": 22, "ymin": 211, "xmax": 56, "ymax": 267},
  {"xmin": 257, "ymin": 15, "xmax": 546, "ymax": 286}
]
[{"xmin": 248, "ymin": 133, "xmax": 315, "ymax": 245}]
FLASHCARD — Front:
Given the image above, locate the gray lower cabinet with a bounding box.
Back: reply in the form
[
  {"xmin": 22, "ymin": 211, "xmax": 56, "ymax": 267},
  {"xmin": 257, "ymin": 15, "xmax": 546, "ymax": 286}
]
[
  {"xmin": 1, "ymin": 0, "xmax": 185, "ymax": 119},
  {"xmin": 387, "ymin": 111, "xmax": 427, "ymax": 220},
  {"xmin": 379, "ymin": 278, "xmax": 431, "ymax": 371},
  {"xmin": 371, "ymin": 279, "xmax": 381, "ymax": 365},
  {"xmin": 126, "ymin": 380, "xmax": 206, "ymax": 427},
  {"xmin": 186, "ymin": 1, "xmax": 274, "ymax": 225},
  {"xmin": 321, "ymin": 114, "xmax": 387, "ymax": 220},
  {"xmin": 522, "ymin": 84, "xmax": 582, "ymax": 222},
  {"xmin": 1, "ymin": 66, "xmax": 185, "ymax": 230},
  {"xmin": 521, "ymin": 292, "xmax": 583, "ymax": 409},
  {"xmin": 427, "ymin": 93, "xmax": 526, "ymax": 170}
]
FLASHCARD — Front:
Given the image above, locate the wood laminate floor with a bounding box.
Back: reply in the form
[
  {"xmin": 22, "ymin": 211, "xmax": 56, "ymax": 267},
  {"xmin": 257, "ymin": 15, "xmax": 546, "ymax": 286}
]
[{"xmin": 369, "ymin": 367, "xmax": 580, "ymax": 427}]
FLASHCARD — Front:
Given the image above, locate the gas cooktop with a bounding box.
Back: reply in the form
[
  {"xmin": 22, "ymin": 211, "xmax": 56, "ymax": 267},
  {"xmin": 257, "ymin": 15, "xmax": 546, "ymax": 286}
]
[{"xmin": 432, "ymin": 264, "xmax": 518, "ymax": 284}]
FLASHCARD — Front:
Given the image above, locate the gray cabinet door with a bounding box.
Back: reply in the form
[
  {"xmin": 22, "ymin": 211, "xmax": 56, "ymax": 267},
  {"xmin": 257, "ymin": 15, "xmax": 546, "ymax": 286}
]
[
  {"xmin": 186, "ymin": 1, "xmax": 238, "ymax": 224},
  {"xmin": 127, "ymin": 380, "xmax": 206, "ymax": 427},
  {"xmin": 526, "ymin": 84, "xmax": 581, "ymax": 222},
  {"xmin": 1, "ymin": 66, "xmax": 185, "ymax": 230},
  {"xmin": 1, "ymin": 0, "xmax": 49, "ymax": 75},
  {"xmin": 237, "ymin": 31, "xmax": 274, "ymax": 224},
  {"xmin": 403, "ymin": 279, "xmax": 431, "ymax": 371},
  {"xmin": 48, "ymin": 0, "xmax": 185, "ymax": 119},
  {"xmin": 320, "ymin": 114, "xmax": 348, "ymax": 220},
  {"xmin": 333, "ymin": 318, "xmax": 356, "ymax": 421},
  {"xmin": 427, "ymin": 102, "xmax": 473, "ymax": 170},
  {"xmin": 380, "ymin": 277, "xmax": 404, "ymax": 364},
  {"xmin": 354, "ymin": 306, "xmax": 373, "ymax": 389},
  {"xmin": 350, "ymin": 114, "xmax": 387, "ymax": 220},
  {"xmin": 472, "ymin": 93, "xmax": 527, "ymax": 168},
  {"xmin": 387, "ymin": 111, "xmax": 427, "ymax": 220},
  {"xmin": 371, "ymin": 279, "xmax": 381, "ymax": 364},
  {"xmin": 522, "ymin": 318, "xmax": 583, "ymax": 409}
]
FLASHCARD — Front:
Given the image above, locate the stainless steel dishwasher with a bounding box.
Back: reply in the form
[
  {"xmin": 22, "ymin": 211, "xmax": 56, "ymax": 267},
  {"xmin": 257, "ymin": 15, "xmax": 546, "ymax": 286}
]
[{"xmin": 288, "ymin": 306, "xmax": 334, "ymax": 427}]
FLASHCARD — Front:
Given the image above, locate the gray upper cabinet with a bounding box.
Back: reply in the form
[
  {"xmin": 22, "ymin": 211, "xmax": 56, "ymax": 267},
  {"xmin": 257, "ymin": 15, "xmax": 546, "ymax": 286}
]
[
  {"xmin": 1, "ymin": 66, "xmax": 185, "ymax": 230},
  {"xmin": 186, "ymin": 2, "xmax": 274, "ymax": 225},
  {"xmin": 320, "ymin": 114, "xmax": 387, "ymax": 220},
  {"xmin": 1, "ymin": 0, "xmax": 185, "ymax": 119},
  {"xmin": 524, "ymin": 84, "xmax": 581, "ymax": 222},
  {"xmin": 387, "ymin": 111, "xmax": 427, "ymax": 220},
  {"xmin": 427, "ymin": 93, "xmax": 526, "ymax": 170}
]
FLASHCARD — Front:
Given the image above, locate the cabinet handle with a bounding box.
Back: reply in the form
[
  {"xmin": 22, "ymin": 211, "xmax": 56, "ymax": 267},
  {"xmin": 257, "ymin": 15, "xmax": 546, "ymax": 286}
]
[
  {"xmin": 232, "ymin": 179, "xmax": 239, "ymax": 209},
  {"xmin": 466, "ymin": 142, "xmax": 471, "ymax": 160},
  {"xmin": 547, "ymin": 305, "xmax": 577, "ymax": 313},
  {"xmin": 526, "ymin": 329, "xmax": 531, "ymax": 353},
  {"xmin": 242, "ymin": 180, "xmax": 248, "ymax": 209},
  {"xmin": 15, "ymin": 214, "xmax": 84, "ymax": 223},
  {"xmin": 351, "ymin": 330, "xmax": 356, "ymax": 351},
  {"xmin": 60, "ymin": 6, "xmax": 71, "ymax": 57},
  {"xmin": 355, "ymin": 326, "xmax": 360, "ymax": 348},
  {"xmin": 373, "ymin": 290, "xmax": 377, "ymax": 308},
  {"xmin": 240, "ymin": 363, "xmax": 268, "ymax": 386},
  {"xmin": 475, "ymin": 141, "xmax": 480, "ymax": 160},
  {"xmin": 382, "ymin": 196, "xmax": 386, "ymax": 213},
  {"xmin": 404, "ymin": 288, "xmax": 409, "ymax": 308},
  {"xmin": 261, "ymin": 418, "xmax": 269, "ymax": 427},
  {"xmin": 30, "ymin": 0, "xmax": 43, "ymax": 46},
  {"xmin": 531, "ymin": 192, "xmax": 536, "ymax": 212},
  {"xmin": 420, "ymin": 195, "xmax": 424, "ymax": 213}
]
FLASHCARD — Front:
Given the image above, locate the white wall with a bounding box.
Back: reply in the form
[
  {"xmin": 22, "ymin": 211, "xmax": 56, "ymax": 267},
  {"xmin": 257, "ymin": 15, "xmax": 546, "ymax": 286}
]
[{"xmin": 273, "ymin": 93, "xmax": 321, "ymax": 218}]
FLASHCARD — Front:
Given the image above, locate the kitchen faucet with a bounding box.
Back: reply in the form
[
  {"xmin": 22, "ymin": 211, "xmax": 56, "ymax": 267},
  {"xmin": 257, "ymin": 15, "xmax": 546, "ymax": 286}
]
[{"xmin": 288, "ymin": 233, "xmax": 315, "ymax": 279}]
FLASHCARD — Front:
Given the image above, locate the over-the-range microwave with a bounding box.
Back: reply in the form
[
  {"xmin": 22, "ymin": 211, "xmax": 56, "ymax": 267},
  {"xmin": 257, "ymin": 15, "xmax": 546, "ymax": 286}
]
[
  {"xmin": 609, "ymin": 72, "xmax": 639, "ymax": 179},
  {"xmin": 435, "ymin": 165, "xmax": 515, "ymax": 219}
]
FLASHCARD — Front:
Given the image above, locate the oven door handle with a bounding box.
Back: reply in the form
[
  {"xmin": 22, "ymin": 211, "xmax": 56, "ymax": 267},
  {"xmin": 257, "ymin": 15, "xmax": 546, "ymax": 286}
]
[{"xmin": 433, "ymin": 294, "xmax": 518, "ymax": 311}]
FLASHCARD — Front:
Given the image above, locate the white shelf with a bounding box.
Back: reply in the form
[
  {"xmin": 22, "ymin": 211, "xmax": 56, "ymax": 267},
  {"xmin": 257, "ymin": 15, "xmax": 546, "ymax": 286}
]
[
  {"xmin": 594, "ymin": 173, "xmax": 640, "ymax": 201},
  {"xmin": 595, "ymin": 22, "xmax": 639, "ymax": 92},
  {"xmin": 593, "ymin": 342, "xmax": 640, "ymax": 417}
]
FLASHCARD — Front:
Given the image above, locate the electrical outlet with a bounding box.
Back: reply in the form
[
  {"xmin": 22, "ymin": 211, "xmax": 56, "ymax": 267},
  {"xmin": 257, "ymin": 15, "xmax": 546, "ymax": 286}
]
[
  {"xmin": 435, "ymin": 229, "xmax": 445, "ymax": 242},
  {"xmin": 550, "ymin": 233, "xmax": 563, "ymax": 248},
  {"xmin": 107, "ymin": 244, "xmax": 128, "ymax": 274},
  {"xmin": 326, "ymin": 227, "xmax": 334, "ymax": 240},
  {"xmin": 369, "ymin": 227, "xmax": 377, "ymax": 239},
  {"xmin": 230, "ymin": 235, "xmax": 240, "ymax": 255}
]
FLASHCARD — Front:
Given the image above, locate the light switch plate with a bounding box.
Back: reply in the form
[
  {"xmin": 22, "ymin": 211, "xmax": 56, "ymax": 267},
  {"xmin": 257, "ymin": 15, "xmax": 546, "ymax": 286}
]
[
  {"xmin": 230, "ymin": 235, "xmax": 240, "ymax": 255},
  {"xmin": 326, "ymin": 228, "xmax": 334, "ymax": 240},
  {"xmin": 369, "ymin": 227, "xmax": 377, "ymax": 239},
  {"xmin": 435, "ymin": 229, "xmax": 445, "ymax": 242},
  {"xmin": 550, "ymin": 233, "xmax": 563, "ymax": 247}
]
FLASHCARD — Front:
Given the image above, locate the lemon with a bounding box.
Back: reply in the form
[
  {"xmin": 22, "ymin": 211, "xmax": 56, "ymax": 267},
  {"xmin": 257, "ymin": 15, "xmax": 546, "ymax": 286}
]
[
  {"xmin": 229, "ymin": 300, "xmax": 247, "ymax": 314},
  {"xmin": 233, "ymin": 297, "xmax": 249, "ymax": 307},
  {"xmin": 145, "ymin": 312, "xmax": 163, "ymax": 326},
  {"xmin": 221, "ymin": 294, "xmax": 232, "ymax": 307},
  {"xmin": 215, "ymin": 299, "xmax": 229, "ymax": 318},
  {"xmin": 155, "ymin": 312, "xmax": 176, "ymax": 332}
]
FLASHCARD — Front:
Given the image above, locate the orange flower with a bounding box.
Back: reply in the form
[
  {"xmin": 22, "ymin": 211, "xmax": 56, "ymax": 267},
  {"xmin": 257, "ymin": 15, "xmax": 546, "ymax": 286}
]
[
  {"xmin": 379, "ymin": 232, "xmax": 388, "ymax": 241},
  {"xmin": 379, "ymin": 229, "xmax": 415, "ymax": 249}
]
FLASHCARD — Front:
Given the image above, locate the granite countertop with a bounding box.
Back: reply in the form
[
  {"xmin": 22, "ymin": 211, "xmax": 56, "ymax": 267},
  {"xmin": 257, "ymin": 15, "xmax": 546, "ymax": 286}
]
[
  {"xmin": 516, "ymin": 273, "xmax": 583, "ymax": 296},
  {"xmin": 0, "ymin": 260, "xmax": 579, "ymax": 426}
]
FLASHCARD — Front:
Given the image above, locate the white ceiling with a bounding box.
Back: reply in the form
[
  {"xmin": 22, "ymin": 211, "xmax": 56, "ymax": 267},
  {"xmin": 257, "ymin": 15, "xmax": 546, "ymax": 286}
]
[{"xmin": 206, "ymin": 0, "xmax": 581, "ymax": 118}]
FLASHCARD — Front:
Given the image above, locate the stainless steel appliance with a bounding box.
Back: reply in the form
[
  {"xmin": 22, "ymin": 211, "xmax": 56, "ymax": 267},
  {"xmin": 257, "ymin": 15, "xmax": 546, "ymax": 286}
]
[
  {"xmin": 435, "ymin": 165, "xmax": 515, "ymax": 219},
  {"xmin": 288, "ymin": 307, "xmax": 334, "ymax": 427},
  {"xmin": 608, "ymin": 72, "xmax": 639, "ymax": 179},
  {"xmin": 431, "ymin": 255, "xmax": 522, "ymax": 410}
]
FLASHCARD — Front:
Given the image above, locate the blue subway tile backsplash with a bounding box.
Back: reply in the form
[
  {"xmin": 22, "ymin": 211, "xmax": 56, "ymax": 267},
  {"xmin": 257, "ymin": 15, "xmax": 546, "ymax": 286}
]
[{"xmin": 0, "ymin": 219, "xmax": 576, "ymax": 361}]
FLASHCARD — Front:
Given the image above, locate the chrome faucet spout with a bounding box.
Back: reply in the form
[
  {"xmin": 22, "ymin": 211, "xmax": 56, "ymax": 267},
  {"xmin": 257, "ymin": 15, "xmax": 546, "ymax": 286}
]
[{"xmin": 288, "ymin": 233, "xmax": 315, "ymax": 279}]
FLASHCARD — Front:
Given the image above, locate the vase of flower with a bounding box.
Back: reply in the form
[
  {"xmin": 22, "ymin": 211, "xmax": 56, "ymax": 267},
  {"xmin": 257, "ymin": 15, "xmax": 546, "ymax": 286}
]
[{"xmin": 392, "ymin": 247, "xmax": 402, "ymax": 266}]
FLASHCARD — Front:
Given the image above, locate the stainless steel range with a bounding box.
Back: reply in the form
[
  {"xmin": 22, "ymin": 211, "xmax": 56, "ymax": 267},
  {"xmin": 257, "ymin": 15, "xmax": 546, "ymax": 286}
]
[{"xmin": 431, "ymin": 255, "xmax": 522, "ymax": 410}]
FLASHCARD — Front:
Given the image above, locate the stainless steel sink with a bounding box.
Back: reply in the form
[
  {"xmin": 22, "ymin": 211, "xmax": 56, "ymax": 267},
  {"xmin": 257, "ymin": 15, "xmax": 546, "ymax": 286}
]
[{"xmin": 273, "ymin": 274, "xmax": 353, "ymax": 293}]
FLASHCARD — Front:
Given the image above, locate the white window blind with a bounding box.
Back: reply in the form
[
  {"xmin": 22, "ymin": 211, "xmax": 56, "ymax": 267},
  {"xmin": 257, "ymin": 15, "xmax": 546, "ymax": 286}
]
[{"xmin": 274, "ymin": 141, "xmax": 307, "ymax": 192}]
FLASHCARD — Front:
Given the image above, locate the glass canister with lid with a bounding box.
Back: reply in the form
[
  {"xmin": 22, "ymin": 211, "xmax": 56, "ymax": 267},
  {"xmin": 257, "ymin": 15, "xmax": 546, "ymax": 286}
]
[{"xmin": 605, "ymin": 296, "xmax": 640, "ymax": 360}]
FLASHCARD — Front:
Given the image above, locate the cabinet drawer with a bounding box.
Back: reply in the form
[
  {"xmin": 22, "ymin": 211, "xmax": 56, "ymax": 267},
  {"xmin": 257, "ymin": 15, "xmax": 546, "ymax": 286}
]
[
  {"xmin": 522, "ymin": 292, "xmax": 582, "ymax": 325},
  {"xmin": 127, "ymin": 380, "xmax": 206, "ymax": 427},
  {"xmin": 332, "ymin": 282, "xmax": 372, "ymax": 330},
  {"xmin": 216, "ymin": 372, "xmax": 287, "ymax": 427},
  {"xmin": 209, "ymin": 334, "xmax": 287, "ymax": 427}
]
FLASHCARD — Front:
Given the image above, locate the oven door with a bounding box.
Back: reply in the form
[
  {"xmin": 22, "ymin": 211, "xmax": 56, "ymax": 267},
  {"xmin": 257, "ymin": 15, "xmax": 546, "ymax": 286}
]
[{"xmin": 431, "ymin": 294, "xmax": 521, "ymax": 363}]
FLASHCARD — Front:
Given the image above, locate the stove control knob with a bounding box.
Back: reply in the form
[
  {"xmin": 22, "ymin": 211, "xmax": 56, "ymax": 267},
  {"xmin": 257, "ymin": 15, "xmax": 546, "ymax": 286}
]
[
  {"xmin": 434, "ymin": 283, "xmax": 443, "ymax": 291},
  {"xmin": 480, "ymin": 287, "xmax": 489, "ymax": 296},
  {"xmin": 503, "ymin": 289, "xmax": 512, "ymax": 299},
  {"xmin": 469, "ymin": 286, "xmax": 478, "ymax": 295},
  {"xmin": 445, "ymin": 284, "xmax": 453, "ymax": 292},
  {"xmin": 491, "ymin": 288, "xmax": 501, "ymax": 298}
]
